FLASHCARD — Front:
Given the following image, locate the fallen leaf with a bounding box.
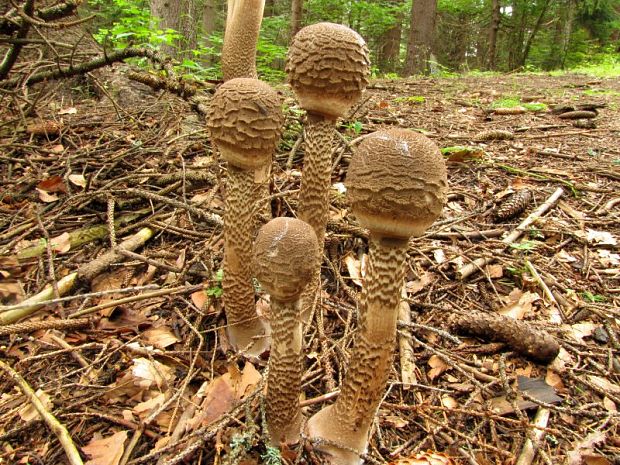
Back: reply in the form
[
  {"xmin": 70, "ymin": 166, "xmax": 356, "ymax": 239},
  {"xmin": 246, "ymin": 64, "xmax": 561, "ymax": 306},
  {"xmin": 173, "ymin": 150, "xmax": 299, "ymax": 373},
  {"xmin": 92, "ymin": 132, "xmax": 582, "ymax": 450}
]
[
  {"xmin": 68, "ymin": 174, "xmax": 87, "ymax": 188},
  {"xmin": 498, "ymin": 289, "xmax": 539, "ymax": 320},
  {"xmin": 37, "ymin": 176, "xmax": 67, "ymax": 193},
  {"xmin": 18, "ymin": 389, "xmax": 52, "ymax": 421},
  {"xmin": 441, "ymin": 395, "xmax": 458, "ymax": 409},
  {"xmin": 583, "ymin": 455, "xmax": 612, "ymax": 465},
  {"xmin": 36, "ymin": 188, "xmax": 59, "ymax": 203},
  {"xmin": 545, "ymin": 369, "xmax": 565, "ymax": 392},
  {"xmin": 50, "ymin": 232, "xmax": 71, "ymax": 254},
  {"xmin": 486, "ymin": 264, "xmax": 503, "ymax": 278},
  {"xmin": 427, "ymin": 355, "xmax": 449, "ymax": 381},
  {"xmin": 344, "ymin": 252, "xmax": 367, "ymax": 287},
  {"xmin": 556, "ymin": 250, "xmax": 578, "ymax": 263},
  {"xmin": 83, "ymin": 431, "xmax": 128, "ymax": 465},
  {"xmin": 191, "ymin": 287, "xmax": 208, "ymax": 309},
  {"xmin": 567, "ymin": 431, "xmax": 607, "ymax": 465},
  {"xmin": 570, "ymin": 322, "xmax": 598, "ymax": 342},
  {"xmin": 381, "ymin": 414, "xmax": 409, "ymax": 428},
  {"xmin": 432, "ymin": 248, "xmax": 446, "ymax": 264},
  {"xmin": 141, "ymin": 327, "xmax": 179, "ymax": 348},
  {"xmin": 597, "ymin": 250, "xmax": 620, "ymax": 267},
  {"xmin": 603, "ymin": 397, "xmax": 616, "ymax": 412},
  {"xmin": 586, "ymin": 229, "xmax": 617, "ymax": 246},
  {"xmin": 405, "ymin": 272, "xmax": 436, "ymax": 295},
  {"xmin": 389, "ymin": 450, "xmax": 455, "ymax": 465},
  {"xmin": 133, "ymin": 393, "xmax": 166, "ymax": 419},
  {"xmin": 58, "ymin": 107, "xmax": 78, "ymax": 115}
]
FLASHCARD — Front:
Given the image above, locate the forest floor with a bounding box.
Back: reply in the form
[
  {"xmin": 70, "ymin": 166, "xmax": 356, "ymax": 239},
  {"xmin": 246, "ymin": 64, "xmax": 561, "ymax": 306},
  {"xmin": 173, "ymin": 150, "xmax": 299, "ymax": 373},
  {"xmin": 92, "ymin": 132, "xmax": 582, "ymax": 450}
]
[{"xmin": 1, "ymin": 72, "xmax": 619, "ymax": 465}]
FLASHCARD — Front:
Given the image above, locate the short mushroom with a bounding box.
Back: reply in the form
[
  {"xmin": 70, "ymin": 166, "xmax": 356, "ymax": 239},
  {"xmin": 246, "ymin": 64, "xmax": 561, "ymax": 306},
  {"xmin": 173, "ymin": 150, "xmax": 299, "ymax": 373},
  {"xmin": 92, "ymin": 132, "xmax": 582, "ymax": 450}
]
[
  {"xmin": 222, "ymin": 0, "xmax": 265, "ymax": 81},
  {"xmin": 207, "ymin": 78, "xmax": 284, "ymax": 356},
  {"xmin": 306, "ymin": 129, "xmax": 448, "ymax": 464},
  {"xmin": 286, "ymin": 22, "xmax": 370, "ymax": 321},
  {"xmin": 253, "ymin": 217, "xmax": 319, "ymax": 446}
]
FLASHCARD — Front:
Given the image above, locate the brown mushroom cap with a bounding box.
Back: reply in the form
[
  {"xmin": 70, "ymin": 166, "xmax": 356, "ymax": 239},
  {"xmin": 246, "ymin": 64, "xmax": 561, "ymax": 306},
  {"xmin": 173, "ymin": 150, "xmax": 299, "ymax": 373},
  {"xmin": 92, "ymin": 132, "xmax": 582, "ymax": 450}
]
[
  {"xmin": 253, "ymin": 217, "xmax": 319, "ymax": 302},
  {"xmin": 286, "ymin": 22, "xmax": 370, "ymax": 119},
  {"xmin": 207, "ymin": 78, "xmax": 284, "ymax": 170},
  {"xmin": 346, "ymin": 129, "xmax": 448, "ymax": 239}
]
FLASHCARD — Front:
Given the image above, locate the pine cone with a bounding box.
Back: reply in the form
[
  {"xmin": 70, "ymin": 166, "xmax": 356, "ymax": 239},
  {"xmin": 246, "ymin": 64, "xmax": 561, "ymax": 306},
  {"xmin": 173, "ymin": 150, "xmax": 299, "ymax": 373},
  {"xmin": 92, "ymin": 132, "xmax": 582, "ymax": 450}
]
[
  {"xmin": 558, "ymin": 110, "xmax": 597, "ymax": 119},
  {"xmin": 474, "ymin": 129, "xmax": 514, "ymax": 141},
  {"xmin": 494, "ymin": 189, "xmax": 533, "ymax": 222}
]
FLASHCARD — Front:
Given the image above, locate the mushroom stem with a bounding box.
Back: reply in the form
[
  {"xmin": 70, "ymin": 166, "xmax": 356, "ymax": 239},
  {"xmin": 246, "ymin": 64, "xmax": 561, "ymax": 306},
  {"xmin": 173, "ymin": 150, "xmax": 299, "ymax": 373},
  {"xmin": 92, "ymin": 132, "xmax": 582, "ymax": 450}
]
[
  {"xmin": 266, "ymin": 298, "xmax": 303, "ymax": 445},
  {"xmin": 224, "ymin": 165, "xmax": 270, "ymax": 355},
  {"xmin": 222, "ymin": 0, "xmax": 265, "ymax": 81},
  {"xmin": 298, "ymin": 114, "xmax": 335, "ymax": 321},
  {"xmin": 306, "ymin": 237, "xmax": 407, "ymax": 464}
]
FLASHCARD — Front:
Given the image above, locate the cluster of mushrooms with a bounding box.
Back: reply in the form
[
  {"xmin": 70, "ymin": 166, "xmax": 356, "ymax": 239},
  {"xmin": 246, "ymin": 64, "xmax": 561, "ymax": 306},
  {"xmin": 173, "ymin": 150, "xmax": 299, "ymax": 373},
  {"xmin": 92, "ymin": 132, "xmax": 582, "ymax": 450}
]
[{"xmin": 207, "ymin": 7, "xmax": 448, "ymax": 464}]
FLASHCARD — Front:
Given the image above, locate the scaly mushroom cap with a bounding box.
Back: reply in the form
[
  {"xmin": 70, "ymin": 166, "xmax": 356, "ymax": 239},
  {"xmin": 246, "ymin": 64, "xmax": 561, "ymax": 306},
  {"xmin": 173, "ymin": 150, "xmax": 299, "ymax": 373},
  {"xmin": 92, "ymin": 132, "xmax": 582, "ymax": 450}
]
[
  {"xmin": 286, "ymin": 23, "xmax": 370, "ymax": 119},
  {"xmin": 346, "ymin": 129, "xmax": 448, "ymax": 239},
  {"xmin": 253, "ymin": 217, "xmax": 319, "ymax": 302},
  {"xmin": 207, "ymin": 78, "xmax": 284, "ymax": 170}
]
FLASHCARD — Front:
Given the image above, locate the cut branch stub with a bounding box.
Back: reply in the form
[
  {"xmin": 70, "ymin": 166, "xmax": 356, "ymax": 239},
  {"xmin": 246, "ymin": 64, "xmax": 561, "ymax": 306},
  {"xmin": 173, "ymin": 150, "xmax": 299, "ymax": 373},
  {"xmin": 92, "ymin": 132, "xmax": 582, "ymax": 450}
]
[
  {"xmin": 286, "ymin": 22, "xmax": 370, "ymax": 322},
  {"xmin": 306, "ymin": 129, "xmax": 447, "ymax": 465},
  {"xmin": 253, "ymin": 217, "xmax": 319, "ymax": 446},
  {"xmin": 207, "ymin": 78, "xmax": 283, "ymax": 356}
]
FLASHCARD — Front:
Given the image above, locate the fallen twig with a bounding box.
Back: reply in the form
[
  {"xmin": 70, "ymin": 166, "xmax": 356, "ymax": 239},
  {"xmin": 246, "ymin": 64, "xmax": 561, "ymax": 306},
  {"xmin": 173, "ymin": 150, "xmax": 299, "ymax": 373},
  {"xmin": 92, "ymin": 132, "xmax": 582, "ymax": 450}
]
[
  {"xmin": 458, "ymin": 187, "xmax": 564, "ymax": 279},
  {"xmin": 0, "ymin": 360, "xmax": 84, "ymax": 465}
]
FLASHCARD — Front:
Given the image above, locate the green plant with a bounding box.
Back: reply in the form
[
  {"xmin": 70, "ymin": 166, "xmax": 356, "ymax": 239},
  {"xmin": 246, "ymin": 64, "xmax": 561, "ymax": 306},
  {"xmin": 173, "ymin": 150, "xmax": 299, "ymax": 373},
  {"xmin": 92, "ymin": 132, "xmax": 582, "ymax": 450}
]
[
  {"xmin": 393, "ymin": 95, "xmax": 426, "ymax": 104},
  {"xmin": 92, "ymin": 0, "xmax": 180, "ymax": 50},
  {"xmin": 206, "ymin": 269, "xmax": 224, "ymax": 298},
  {"xmin": 509, "ymin": 240, "xmax": 539, "ymax": 251},
  {"xmin": 343, "ymin": 121, "xmax": 363, "ymax": 135},
  {"xmin": 582, "ymin": 291, "xmax": 606, "ymax": 303},
  {"xmin": 523, "ymin": 102, "xmax": 548, "ymax": 112}
]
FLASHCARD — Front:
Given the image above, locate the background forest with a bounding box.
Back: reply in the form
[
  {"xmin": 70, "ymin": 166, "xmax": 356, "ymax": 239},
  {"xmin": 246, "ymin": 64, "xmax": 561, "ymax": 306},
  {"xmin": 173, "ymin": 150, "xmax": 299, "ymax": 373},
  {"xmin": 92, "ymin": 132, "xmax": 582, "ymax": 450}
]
[{"xmin": 87, "ymin": 0, "xmax": 620, "ymax": 81}]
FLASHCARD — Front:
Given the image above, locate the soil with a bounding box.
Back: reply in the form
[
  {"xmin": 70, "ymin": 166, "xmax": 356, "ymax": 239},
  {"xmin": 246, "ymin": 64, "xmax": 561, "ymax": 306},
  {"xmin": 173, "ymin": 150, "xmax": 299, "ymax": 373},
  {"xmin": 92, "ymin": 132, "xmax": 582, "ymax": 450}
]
[{"xmin": 1, "ymin": 72, "xmax": 619, "ymax": 465}]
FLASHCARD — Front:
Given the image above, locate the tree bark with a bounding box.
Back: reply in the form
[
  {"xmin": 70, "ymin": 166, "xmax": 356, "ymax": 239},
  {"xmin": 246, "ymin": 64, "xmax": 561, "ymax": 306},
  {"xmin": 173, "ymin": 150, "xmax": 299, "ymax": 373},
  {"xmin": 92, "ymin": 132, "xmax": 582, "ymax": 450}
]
[
  {"xmin": 404, "ymin": 0, "xmax": 437, "ymax": 76},
  {"xmin": 150, "ymin": 0, "xmax": 198, "ymax": 58},
  {"xmin": 377, "ymin": 0, "xmax": 404, "ymax": 73},
  {"xmin": 488, "ymin": 0, "xmax": 501, "ymax": 70},
  {"xmin": 290, "ymin": 0, "xmax": 304, "ymax": 40}
]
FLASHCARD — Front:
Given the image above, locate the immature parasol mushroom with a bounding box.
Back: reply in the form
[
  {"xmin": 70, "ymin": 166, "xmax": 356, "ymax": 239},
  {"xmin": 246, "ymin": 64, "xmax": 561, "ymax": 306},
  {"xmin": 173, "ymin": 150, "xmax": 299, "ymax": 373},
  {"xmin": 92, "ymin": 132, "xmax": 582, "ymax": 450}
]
[
  {"xmin": 253, "ymin": 217, "xmax": 319, "ymax": 445},
  {"xmin": 286, "ymin": 22, "xmax": 371, "ymax": 321},
  {"xmin": 222, "ymin": 0, "xmax": 265, "ymax": 81},
  {"xmin": 306, "ymin": 129, "xmax": 448, "ymax": 464},
  {"xmin": 207, "ymin": 78, "xmax": 284, "ymax": 356}
]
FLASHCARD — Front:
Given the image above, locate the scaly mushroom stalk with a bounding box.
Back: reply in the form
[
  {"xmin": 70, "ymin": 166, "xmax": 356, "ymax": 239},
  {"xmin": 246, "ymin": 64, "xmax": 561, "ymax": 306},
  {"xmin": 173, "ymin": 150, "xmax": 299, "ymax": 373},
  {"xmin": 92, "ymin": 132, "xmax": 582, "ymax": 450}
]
[
  {"xmin": 207, "ymin": 78, "xmax": 284, "ymax": 356},
  {"xmin": 222, "ymin": 0, "xmax": 265, "ymax": 81},
  {"xmin": 306, "ymin": 129, "xmax": 448, "ymax": 465},
  {"xmin": 286, "ymin": 22, "xmax": 370, "ymax": 321},
  {"xmin": 253, "ymin": 217, "xmax": 319, "ymax": 446}
]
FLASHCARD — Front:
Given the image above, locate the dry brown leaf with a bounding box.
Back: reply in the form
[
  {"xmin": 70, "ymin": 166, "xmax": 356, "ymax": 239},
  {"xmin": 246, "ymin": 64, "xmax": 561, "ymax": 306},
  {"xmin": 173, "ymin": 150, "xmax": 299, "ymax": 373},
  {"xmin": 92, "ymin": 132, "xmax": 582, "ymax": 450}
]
[
  {"xmin": 68, "ymin": 174, "xmax": 87, "ymax": 188},
  {"xmin": 141, "ymin": 327, "xmax": 179, "ymax": 349},
  {"xmin": 545, "ymin": 369, "xmax": 565, "ymax": 392},
  {"xmin": 498, "ymin": 289, "xmax": 539, "ymax": 320},
  {"xmin": 191, "ymin": 287, "xmax": 208, "ymax": 309},
  {"xmin": 83, "ymin": 431, "xmax": 128, "ymax": 465},
  {"xmin": 427, "ymin": 355, "xmax": 449, "ymax": 381},
  {"xmin": 405, "ymin": 272, "xmax": 436, "ymax": 295},
  {"xmin": 486, "ymin": 264, "xmax": 503, "ymax": 278},
  {"xmin": 567, "ymin": 431, "xmax": 607, "ymax": 465},
  {"xmin": 603, "ymin": 397, "xmax": 617, "ymax": 412},
  {"xmin": 133, "ymin": 393, "xmax": 166, "ymax": 419},
  {"xmin": 586, "ymin": 229, "xmax": 617, "ymax": 246},
  {"xmin": 389, "ymin": 450, "xmax": 455, "ymax": 465},
  {"xmin": 570, "ymin": 322, "xmax": 598, "ymax": 343},
  {"xmin": 50, "ymin": 232, "xmax": 71, "ymax": 254},
  {"xmin": 37, "ymin": 175, "xmax": 67, "ymax": 193},
  {"xmin": 440, "ymin": 395, "xmax": 458, "ymax": 409},
  {"xmin": 583, "ymin": 456, "xmax": 612, "ymax": 465},
  {"xmin": 381, "ymin": 414, "xmax": 409, "ymax": 428},
  {"xmin": 344, "ymin": 252, "xmax": 366, "ymax": 287},
  {"xmin": 18, "ymin": 389, "xmax": 52, "ymax": 421},
  {"xmin": 36, "ymin": 188, "xmax": 59, "ymax": 203}
]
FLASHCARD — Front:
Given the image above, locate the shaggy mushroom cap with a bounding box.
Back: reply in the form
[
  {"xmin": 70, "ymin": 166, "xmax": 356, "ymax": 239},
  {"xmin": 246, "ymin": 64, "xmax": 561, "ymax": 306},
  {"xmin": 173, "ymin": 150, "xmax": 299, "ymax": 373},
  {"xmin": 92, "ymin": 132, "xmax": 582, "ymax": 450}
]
[
  {"xmin": 253, "ymin": 217, "xmax": 319, "ymax": 302},
  {"xmin": 346, "ymin": 129, "xmax": 448, "ymax": 239},
  {"xmin": 207, "ymin": 78, "xmax": 284, "ymax": 170},
  {"xmin": 286, "ymin": 22, "xmax": 370, "ymax": 119}
]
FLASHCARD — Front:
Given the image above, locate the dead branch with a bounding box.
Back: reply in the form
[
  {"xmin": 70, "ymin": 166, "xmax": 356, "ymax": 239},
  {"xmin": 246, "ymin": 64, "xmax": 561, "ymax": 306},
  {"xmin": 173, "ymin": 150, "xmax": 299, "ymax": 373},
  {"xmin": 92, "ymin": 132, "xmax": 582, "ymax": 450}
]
[{"xmin": 0, "ymin": 359, "xmax": 84, "ymax": 465}]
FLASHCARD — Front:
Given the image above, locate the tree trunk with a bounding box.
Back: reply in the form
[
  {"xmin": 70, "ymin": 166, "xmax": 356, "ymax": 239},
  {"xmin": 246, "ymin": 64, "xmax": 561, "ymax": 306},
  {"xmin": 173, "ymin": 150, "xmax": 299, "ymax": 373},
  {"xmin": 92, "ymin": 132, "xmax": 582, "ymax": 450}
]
[
  {"xmin": 202, "ymin": 0, "xmax": 218, "ymax": 64},
  {"xmin": 404, "ymin": 0, "xmax": 437, "ymax": 76},
  {"xmin": 151, "ymin": 0, "xmax": 182, "ymax": 57},
  {"xmin": 488, "ymin": 0, "xmax": 501, "ymax": 70},
  {"xmin": 290, "ymin": 0, "xmax": 304, "ymax": 39},
  {"xmin": 520, "ymin": 0, "xmax": 551, "ymax": 67},
  {"xmin": 377, "ymin": 0, "xmax": 404, "ymax": 73}
]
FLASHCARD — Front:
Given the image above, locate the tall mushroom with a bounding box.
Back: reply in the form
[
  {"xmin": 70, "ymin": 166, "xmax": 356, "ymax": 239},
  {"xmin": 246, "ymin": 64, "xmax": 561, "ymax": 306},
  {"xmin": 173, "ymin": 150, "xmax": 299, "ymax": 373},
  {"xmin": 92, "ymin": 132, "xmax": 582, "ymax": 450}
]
[
  {"xmin": 222, "ymin": 0, "xmax": 265, "ymax": 81},
  {"xmin": 253, "ymin": 217, "xmax": 319, "ymax": 445},
  {"xmin": 286, "ymin": 22, "xmax": 370, "ymax": 321},
  {"xmin": 306, "ymin": 129, "xmax": 448, "ymax": 464},
  {"xmin": 207, "ymin": 78, "xmax": 284, "ymax": 356}
]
